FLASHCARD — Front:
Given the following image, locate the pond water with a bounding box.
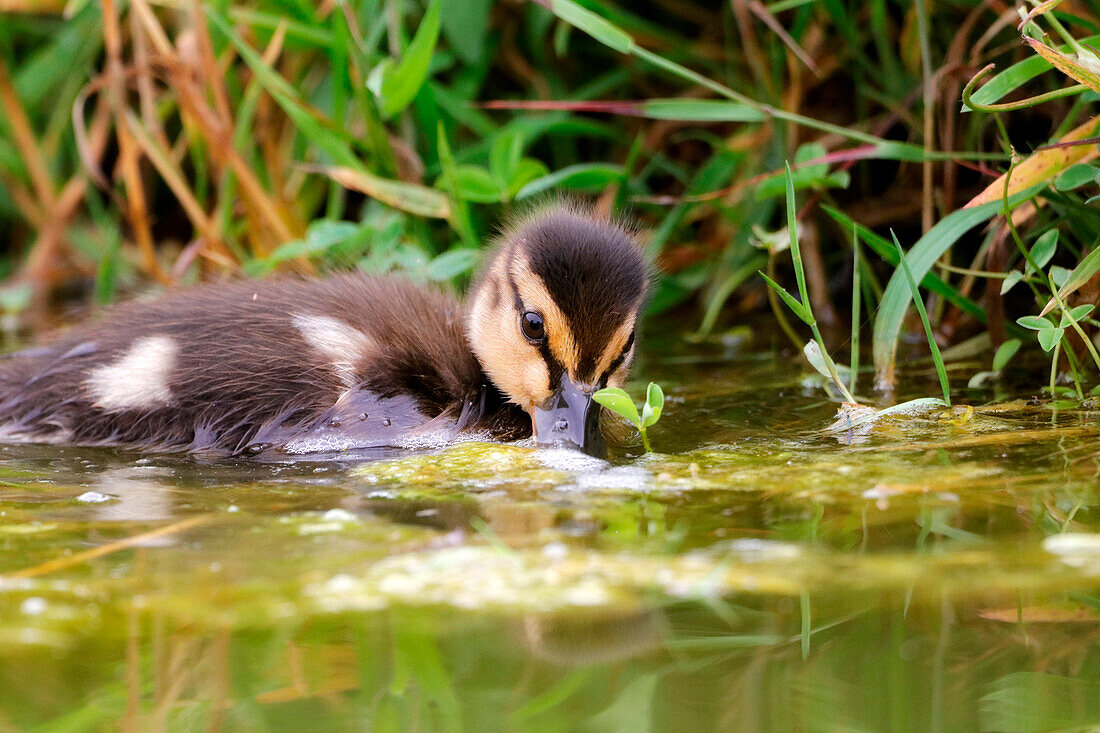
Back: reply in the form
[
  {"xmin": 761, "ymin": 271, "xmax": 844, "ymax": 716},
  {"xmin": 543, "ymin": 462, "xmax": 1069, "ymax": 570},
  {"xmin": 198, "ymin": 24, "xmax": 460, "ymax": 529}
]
[{"xmin": 1, "ymin": 334, "xmax": 1099, "ymax": 732}]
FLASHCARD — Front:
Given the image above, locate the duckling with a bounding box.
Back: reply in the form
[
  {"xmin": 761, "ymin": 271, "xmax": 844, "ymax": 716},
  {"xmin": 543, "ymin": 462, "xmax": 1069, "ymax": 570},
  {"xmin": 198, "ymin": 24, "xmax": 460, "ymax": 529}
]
[{"xmin": 0, "ymin": 206, "xmax": 648, "ymax": 459}]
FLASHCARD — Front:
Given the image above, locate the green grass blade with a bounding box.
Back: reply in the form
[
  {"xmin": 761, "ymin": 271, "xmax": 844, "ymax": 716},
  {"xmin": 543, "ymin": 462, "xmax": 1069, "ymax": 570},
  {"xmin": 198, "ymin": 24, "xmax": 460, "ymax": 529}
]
[
  {"xmin": 891, "ymin": 231, "xmax": 951, "ymax": 406},
  {"xmin": 784, "ymin": 163, "xmax": 810, "ymax": 309},
  {"xmin": 821, "ymin": 205, "xmax": 1028, "ymax": 339},
  {"xmin": 850, "ymin": 226, "xmax": 860, "ymax": 395},
  {"xmin": 377, "ymin": 0, "xmax": 443, "ymax": 117},
  {"xmin": 759, "ymin": 272, "xmax": 813, "ymax": 325},
  {"xmin": 547, "ymin": 0, "xmax": 635, "ymax": 53},
  {"xmin": 640, "ymin": 98, "xmax": 765, "ymax": 122},
  {"xmin": 871, "ymin": 184, "xmax": 1046, "ymax": 387},
  {"xmin": 966, "ymin": 33, "xmax": 1100, "ymax": 109},
  {"xmin": 514, "ymin": 163, "xmax": 624, "ymax": 199}
]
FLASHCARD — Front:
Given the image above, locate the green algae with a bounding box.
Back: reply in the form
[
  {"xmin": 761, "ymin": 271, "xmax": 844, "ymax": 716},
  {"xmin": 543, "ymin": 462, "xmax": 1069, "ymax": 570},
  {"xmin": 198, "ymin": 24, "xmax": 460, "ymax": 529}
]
[{"xmin": 2, "ymin": 346, "xmax": 1100, "ymax": 729}]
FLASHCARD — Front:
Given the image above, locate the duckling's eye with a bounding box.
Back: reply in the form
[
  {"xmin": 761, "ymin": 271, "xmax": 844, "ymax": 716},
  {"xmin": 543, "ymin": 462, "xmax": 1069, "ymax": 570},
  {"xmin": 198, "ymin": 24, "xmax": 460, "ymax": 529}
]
[{"xmin": 520, "ymin": 311, "xmax": 545, "ymax": 342}]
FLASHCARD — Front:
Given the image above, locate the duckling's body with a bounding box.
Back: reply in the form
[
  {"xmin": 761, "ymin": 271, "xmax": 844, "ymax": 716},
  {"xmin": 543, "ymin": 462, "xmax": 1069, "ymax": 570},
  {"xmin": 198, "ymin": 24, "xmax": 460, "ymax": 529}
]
[{"xmin": 0, "ymin": 207, "xmax": 647, "ymax": 458}]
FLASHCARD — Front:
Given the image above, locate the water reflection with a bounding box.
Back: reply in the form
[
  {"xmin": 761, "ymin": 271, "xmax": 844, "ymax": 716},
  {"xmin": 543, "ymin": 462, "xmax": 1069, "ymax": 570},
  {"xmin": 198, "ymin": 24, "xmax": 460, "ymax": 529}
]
[
  {"xmin": 1, "ymin": 344, "xmax": 1100, "ymax": 729},
  {"xmin": 2, "ymin": 590, "xmax": 1099, "ymax": 731}
]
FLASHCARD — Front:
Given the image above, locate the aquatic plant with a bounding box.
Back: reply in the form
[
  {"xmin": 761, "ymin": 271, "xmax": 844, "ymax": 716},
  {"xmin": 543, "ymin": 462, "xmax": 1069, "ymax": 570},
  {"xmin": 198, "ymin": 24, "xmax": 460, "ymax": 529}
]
[{"xmin": 593, "ymin": 381, "xmax": 663, "ymax": 453}]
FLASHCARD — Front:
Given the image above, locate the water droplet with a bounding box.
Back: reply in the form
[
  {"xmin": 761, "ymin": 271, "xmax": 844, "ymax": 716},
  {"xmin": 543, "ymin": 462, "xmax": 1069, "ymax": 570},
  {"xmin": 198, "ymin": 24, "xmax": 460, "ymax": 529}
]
[
  {"xmin": 358, "ymin": 412, "xmax": 368, "ymax": 421},
  {"xmin": 382, "ymin": 418, "xmax": 392, "ymax": 426},
  {"xmin": 554, "ymin": 418, "xmax": 569, "ymax": 432},
  {"xmin": 328, "ymin": 418, "xmax": 341, "ymax": 428}
]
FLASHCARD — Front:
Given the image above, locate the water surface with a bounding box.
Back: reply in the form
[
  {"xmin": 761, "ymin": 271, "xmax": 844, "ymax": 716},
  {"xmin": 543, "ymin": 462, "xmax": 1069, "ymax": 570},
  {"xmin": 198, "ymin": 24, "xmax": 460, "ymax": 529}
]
[{"xmin": 2, "ymin": 339, "xmax": 1099, "ymax": 731}]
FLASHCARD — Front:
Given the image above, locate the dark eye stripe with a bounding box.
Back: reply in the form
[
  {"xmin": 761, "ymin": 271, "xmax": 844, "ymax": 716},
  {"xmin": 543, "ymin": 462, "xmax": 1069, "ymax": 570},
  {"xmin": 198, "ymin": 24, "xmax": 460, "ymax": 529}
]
[
  {"xmin": 599, "ymin": 331, "xmax": 635, "ymax": 386},
  {"xmin": 506, "ymin": 271, "xmax": 564, "ymax": 385}
]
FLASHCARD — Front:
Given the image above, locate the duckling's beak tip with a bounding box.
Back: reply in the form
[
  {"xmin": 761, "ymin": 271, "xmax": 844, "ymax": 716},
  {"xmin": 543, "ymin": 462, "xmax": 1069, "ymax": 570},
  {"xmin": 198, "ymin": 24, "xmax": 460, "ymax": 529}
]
[{"xmin": 531, "ymin": 374, "xmax": 606, "ymax": 459}]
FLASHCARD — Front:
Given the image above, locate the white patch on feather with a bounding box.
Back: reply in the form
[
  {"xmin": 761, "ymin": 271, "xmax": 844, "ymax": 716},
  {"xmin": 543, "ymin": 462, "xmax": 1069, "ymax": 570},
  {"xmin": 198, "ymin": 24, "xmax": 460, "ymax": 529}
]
[
  {"xmin": 85, "ymin": 336, "xmax": 178, "ymax": 411},
  {"xmin": 293, "ymin": 313, "xmax": 374, "ymax": 387}
]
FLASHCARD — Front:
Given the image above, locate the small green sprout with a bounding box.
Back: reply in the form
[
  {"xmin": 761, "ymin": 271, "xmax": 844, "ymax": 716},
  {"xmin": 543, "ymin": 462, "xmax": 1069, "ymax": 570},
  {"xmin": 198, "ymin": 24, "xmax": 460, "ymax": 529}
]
[{"xmin": 593, "ymin": 382, "xmax": 664, "ymax": 453}]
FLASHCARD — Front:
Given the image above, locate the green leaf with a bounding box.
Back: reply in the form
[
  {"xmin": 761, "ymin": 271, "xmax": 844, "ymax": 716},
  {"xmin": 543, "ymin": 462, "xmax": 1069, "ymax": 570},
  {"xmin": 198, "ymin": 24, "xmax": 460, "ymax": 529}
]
[
  {"xmin": 448, "ymin": 165, "xmax": 503, "ymax": 203},
  {"xmin": 1017, "ymin": 315, "xmax": 1054, "ymax": 330},
  {"xmin": 891, "ymin": 232, "xmax": 951, "ymax": 406},
  {"xmin": 514, "ymin": 163, "xmax": 624, "ymax": 199},
  {"xmin": 262, "ymin": 220, "xmax": 361, "ymax": 267},
  {"xmin": 593, "ymin": 388, "xmax": 640, "ymax": 426},
  {"xmin": 1000, "ymin": 270, "xmax": 1023, "ymax": 295},
  {"xmin": 759, "ymin": 272, "xmax": 813, "ymax": 325},
  {"xmin": 505, "ymin": 159, "xmax": 550, "ymax": 199},
  {"xmin": 639, "ymin": 98, "xmax": 765, "ymax": 122},
  {"xmin": 489, "ymin": 131, "xmax": 525, "ymax": 186},
  {"xmin": 1026, "ymin": 37, "xmax": 1100, "ymax": 94},
  {"xmin": 1060, "ymin": 304, "xmax": 1095, "ymax": 327},
  {"xmin": 1037, "ymin": 326, "xmax": 1064, "ymax": 352},
  {"xmin": 207, "ymin": 11, "xmax": 359, "ymax": 167},
  {"xmin": 755, "ymin": 144, "xmax": 848, "ymax": 200},
  {"xmin": 872, "ymin": 184, "xmax": 1045, "ymax": 385},
  {"xmin": 1050, "ymin": 265, "xmax": 1073, "ymax": 288},
  {"xmin": 1042, "ymin": 244, "xmax": 1100, "ymax": 316},
  {"xmin": 784, "ymin": 162, "xmax": 809, "ymax": 312},
  {"xmin": 426, "ymin": 249, "xmax": 479, "ymax": 281},
  {"xmin": 802, "ymin": 341, "xmax": 833, "ymax": 380},
  {"xmin": 440, "ymin": 0, "xmax": 491, "ymax": 64},
  {"xmin": 321, "ymin": 165, "xmax": 451, "ymax": 219},
  {"xmin": 642, "ymin": 382, "xmax": 664, "ymax": 427},
  {"xmin": 966, "ymin": 33, "xmax": 1100, "ymax": 109},
  {"xmin": 993, "ymin": 339, "xmax": 1021, "ymax": 371},
  {"xmin": 375, "ymin": 0, "xmax": 443, "ymax": 117},
  {"xmin": 1054, "ymin": 163, "xmax": 1098, "ymax": 191},
  {"xmin": 1027, "ymin": 229, "xmax": 1058, "ymax": 272},
  {"xmin": 547, "ymin": 0, "xmax": 635, "ymax": 54},
  {"xmin": 821, "ymin": 205, "xmax": 1009, "ymax": 335}
]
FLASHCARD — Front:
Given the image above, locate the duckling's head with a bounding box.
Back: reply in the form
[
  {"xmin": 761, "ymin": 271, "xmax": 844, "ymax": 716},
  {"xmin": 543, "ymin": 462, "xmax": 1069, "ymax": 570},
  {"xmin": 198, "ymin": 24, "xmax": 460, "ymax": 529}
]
[{"xmin": 467, "ymin": 206, "xmax": 648, "ymax": 457}]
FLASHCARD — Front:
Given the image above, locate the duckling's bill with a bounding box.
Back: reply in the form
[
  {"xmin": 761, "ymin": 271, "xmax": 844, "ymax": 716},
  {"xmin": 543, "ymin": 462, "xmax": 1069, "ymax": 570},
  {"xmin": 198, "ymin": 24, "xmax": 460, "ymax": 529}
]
[{"xmin": 531, "ymin": 372, "xmax": 606, "ymax": 458}]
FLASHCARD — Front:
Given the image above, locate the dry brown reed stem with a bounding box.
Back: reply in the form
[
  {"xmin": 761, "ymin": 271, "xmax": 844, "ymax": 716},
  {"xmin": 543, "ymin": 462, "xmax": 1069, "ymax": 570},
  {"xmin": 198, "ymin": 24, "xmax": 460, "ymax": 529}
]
[
  {"xmin": 940, "ymin": 1, "xmax": 1004, "ymax": 212},
  {"xmin": 130, "ymin": 7, "xmax": 170, "ymax": 155},
  {"xmin": 102, "ymin": 0, "xmax": 167, "ymax": 284},
  {"xmin": 122, "ymin": 111, "xmax": 234, "ymax": 268},
  {"xmin": 915, "ymin": 0, "xmax": 935, "ymax": 236},
  {"xmin": 0, "ymin": 58, "xmax": 56, "ymax": 212},
  {"xmin": 748, "ymin": 0, "xmax": 820, "ymax": 76},
  {"xmin": 1, "ymin": 57, "xmax": 116, "ymax": 302},
  {"xmin": 499, "ymin": 17, "xmax": 551, "ymax": 99},
  {"xmin": 4, "ymin": 514, "xmax": 214, "ymax": 579},
  {"xmin": 730, "ymin": 0, "xmax": 773, "ymax": 98},
  {"xmin": 130, "ymin": 1, "xmax": 300, "ymax": 254}
]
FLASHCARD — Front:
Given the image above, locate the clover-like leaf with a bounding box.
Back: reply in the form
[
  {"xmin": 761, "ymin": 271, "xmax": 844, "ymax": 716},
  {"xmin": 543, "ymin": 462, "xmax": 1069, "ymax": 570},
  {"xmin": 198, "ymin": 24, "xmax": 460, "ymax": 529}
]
[
  {"xmin": 1000, "ymin": 270, "xmax": 1023, "ymax": 295},
  {"xmin": 1037, "ymin": 326, "xmax": 1065, "ymax": 352},
  {"xmin": 1060, "ymin": 304, "xmax": 1095, "ymax": 327},
  {"xmin": 593, "ymin": 387, "xmax": 640, "ymax": 426},
  {"xmin": 1017, "ymin": 315, "xmax": 1054, "ymax": 331},
  {"xmin": 1026, "ymin": 229, "xmax": 1058, "ymax": 273},
  {"xmin": 642, "ymin": 382, "xmax": 664, "ymax": 427}
]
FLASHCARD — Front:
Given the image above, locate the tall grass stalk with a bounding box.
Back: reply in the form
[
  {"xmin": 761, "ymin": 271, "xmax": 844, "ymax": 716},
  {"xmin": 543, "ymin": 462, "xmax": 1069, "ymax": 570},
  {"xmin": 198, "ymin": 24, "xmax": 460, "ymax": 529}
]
[
  {"xmin": 891, "ymin": 232, "xmax": 952, "ymax": 406},
  {"xmin": 849, "ymin": 226, "xmax": 861, "ymax": 395}
]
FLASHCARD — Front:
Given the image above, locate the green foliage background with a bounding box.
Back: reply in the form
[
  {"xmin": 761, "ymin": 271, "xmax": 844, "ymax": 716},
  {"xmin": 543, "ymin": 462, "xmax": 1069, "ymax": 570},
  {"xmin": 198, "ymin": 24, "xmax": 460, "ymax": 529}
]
[{"xmin": 1, "ymin": 0, "xmax": 1099, "ymax": 388}]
